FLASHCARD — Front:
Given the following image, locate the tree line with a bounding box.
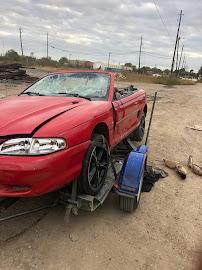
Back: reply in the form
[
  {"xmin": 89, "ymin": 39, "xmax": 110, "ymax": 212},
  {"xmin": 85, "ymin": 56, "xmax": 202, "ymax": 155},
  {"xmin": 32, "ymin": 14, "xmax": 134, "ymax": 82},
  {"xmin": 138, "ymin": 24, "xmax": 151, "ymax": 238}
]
[
  {"xmin": 124, "ymin": 63, "xmax": 202, "ymax": 78},
  {"xmin": 0, "ymin": 49, "xmax": 201, "ymax": 78}
]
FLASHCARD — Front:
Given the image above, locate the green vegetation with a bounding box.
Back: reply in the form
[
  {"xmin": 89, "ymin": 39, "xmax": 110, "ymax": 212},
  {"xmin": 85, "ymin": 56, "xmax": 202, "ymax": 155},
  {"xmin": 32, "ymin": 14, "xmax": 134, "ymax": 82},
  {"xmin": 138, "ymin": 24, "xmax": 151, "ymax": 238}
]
[
  {"xmin": 123, "ymin": 63, "xmax": 170, "ymax": 76},
  {"xmin": 154, "ymin": 76, "xmax": 195, "ymax": 85},
  {"xmin": 0, "ymin": 49, "xmax": 60, "ymax": 67},
  {"xmin": 120, "ymin": 72, "xmax": 195, "ymax": 85},
  {"xmin": 0, "ymin": 50, "xmax": 95, "ymax": 70},
  {"xmin": 0, "ymin": 50, "xmax": 201, "ymax": 85}
]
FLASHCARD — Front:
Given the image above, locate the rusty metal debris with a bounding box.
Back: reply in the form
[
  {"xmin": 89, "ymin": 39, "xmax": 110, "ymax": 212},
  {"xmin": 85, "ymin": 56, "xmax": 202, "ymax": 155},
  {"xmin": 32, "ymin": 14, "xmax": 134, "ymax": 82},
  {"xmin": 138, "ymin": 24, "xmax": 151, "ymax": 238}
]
[
  {"xmin": 188, "ymin": 155, "xmax": 202, "ymax": 176},
  {"xmin": 0, "ymin": 63, "xmax": 37, "ymax": 81},
  {"xmin": 163, "ymin": 159, "xmax": 187, "ymax": 179},
  {"xmin": 176, "ymin": 165, "xmax": 187, "ymax": 179},
  {"xmin": 163, "ymin": 159, "xmax": 177, "ymax": 169},
  {"xmin": 163, "ymin": 156, "xmax": 202, "ymax": 179},
  {"xmin": 186, "ymin": 125, "xmax": 202, "ymax": 131}
]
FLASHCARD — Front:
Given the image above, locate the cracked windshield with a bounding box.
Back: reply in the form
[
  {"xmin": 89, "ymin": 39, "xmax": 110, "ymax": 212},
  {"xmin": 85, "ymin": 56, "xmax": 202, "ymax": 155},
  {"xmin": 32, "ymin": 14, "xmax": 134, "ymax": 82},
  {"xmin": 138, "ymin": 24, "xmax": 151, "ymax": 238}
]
[{"xmin": 23, "ymin": 73, "xmax": 110, "ymax": 99}]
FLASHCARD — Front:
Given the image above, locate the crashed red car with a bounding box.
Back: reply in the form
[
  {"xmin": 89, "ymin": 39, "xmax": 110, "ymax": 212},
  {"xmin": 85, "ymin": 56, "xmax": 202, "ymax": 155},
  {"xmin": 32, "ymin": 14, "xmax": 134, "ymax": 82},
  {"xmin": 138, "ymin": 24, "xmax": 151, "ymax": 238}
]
[{"xmin": 0, "ymin": 70, "xmax": 147, "ymax": 197}]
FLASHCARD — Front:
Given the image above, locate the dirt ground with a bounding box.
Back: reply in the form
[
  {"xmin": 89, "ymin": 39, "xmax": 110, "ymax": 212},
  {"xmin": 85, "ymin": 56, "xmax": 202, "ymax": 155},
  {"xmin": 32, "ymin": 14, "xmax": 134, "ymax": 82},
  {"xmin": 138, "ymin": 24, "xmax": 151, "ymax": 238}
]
[{"xmin": 0, "ymin": 71, "xmax": 201, "ymax": 270}]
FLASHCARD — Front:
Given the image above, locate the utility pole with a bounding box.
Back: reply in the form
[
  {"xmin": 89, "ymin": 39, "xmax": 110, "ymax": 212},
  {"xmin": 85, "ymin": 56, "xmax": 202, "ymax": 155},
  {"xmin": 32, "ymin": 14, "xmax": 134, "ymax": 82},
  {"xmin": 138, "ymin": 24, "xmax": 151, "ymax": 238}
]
[
  {"xmin": 19, "ymin": 27, "xmax": 24, "ymax": 56},
  {"xmin": 175, "ymin": 36, "xmax": 180, "ymax": 72},
  {"xmin": 178, "ymin": 44, "xmax": 184, "ymax": 70},
  {"xmin": 107, "ymin": 52, "xmax": 111, "ymax": 67},
  {"xmin": 138, "ymin": 36, "xmax": 143, "ymax": 73},
  {"xmin": 182, "ymin": 56, "xmax": 186, "ymax": 70},
  {"xmin": 171, "ymin": 10, "xmax": 184, "ymax": 74},
  {"xmin": 46, "ymin": 32, "xmax": 49, "ymax": 59},
  {"xmin": 184, "ymin": 56, "xmax": 186, "ymax": 70},
  {"xmin": 2, "ymin": 40, "xmax": 4, "ymax": 56}
]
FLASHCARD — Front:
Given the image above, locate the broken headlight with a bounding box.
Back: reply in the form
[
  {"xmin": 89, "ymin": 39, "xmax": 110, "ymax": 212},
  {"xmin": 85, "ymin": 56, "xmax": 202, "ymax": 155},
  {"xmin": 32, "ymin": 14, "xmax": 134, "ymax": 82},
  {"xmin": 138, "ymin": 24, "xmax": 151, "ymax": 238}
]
[{"xmin": 0, "ymin": 138, "xmax": 66, "ymax": 155}]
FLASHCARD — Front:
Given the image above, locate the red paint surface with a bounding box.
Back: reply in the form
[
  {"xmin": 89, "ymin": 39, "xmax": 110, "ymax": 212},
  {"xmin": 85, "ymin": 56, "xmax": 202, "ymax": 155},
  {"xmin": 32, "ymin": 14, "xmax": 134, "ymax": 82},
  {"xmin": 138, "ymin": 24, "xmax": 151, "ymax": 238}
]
[{"xmin": 0, "ymin": 70, "xmax": 146, "ymax": 197}]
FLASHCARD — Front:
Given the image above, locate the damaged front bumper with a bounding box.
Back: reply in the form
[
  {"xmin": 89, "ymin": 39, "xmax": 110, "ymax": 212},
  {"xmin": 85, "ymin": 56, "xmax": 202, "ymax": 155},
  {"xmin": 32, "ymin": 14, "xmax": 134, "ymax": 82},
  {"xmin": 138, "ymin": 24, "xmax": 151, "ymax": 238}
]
[{"xmin": 0, "ymin": 140, "xmax": 90, "ymax": 197}]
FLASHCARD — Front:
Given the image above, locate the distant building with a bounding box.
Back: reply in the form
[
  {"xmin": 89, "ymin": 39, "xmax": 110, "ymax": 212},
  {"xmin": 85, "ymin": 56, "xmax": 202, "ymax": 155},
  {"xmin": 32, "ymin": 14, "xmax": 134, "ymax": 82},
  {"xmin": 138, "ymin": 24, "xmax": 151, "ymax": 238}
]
[
  {"xmin": 68, "ymin": 60, "xmax": 93, "ymax": 69},
  {"xmin": 105, "ymin": 66, "xmax": 123, "ymax": 73},
  {"xmin": 82, "ymin": 61, "xmax": 94, "ymax": 69},
  {"xmin": 122, "ymin": 66, "xmax": 133, "ymax": 72},
  {"xmin": 93, "ymin": 62, "xmax": 123, "ymax": 72},
  {"xmin": 93, "ymin": 62, "xmax": 105, "ymax": 70}
]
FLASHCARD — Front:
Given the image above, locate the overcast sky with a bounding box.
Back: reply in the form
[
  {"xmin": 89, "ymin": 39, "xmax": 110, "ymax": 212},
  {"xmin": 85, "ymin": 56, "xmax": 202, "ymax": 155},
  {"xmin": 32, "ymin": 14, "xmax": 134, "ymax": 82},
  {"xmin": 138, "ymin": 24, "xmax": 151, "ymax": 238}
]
[{"xmin": 0, "ymin": 0, "xmax": 201, "ymax": 71}]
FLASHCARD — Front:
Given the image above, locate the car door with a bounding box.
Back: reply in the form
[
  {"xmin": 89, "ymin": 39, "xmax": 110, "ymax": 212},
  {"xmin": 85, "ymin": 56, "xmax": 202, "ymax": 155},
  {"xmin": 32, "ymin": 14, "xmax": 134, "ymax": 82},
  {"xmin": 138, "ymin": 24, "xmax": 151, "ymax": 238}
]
[
  {"xmin": 119, "ymin": 91, "xmax": 144, "ymax": 136},
  {"xmin": 111, "ymin": 99, "xmax": 125, "ymax": 144}
]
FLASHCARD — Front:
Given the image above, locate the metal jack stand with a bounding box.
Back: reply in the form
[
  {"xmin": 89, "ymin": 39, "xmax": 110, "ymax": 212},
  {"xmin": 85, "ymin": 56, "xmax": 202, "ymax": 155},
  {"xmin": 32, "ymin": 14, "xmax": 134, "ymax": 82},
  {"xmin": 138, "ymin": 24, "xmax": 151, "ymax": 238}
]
[
  {"xmin": 63, "ymin": 180, "xmax": 79, "ymax": 223},
  {"xmin": 60, "ymin": 169, "xmax": 117, "ymax": 223}
]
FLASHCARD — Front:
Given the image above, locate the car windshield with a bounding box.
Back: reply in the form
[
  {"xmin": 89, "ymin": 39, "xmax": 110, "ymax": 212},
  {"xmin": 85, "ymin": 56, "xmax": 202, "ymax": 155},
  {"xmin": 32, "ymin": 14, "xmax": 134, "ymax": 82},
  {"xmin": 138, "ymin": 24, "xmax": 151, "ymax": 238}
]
[{"xmin": 22, "ymin": 72, "xmax": 110, "ymax": 100}]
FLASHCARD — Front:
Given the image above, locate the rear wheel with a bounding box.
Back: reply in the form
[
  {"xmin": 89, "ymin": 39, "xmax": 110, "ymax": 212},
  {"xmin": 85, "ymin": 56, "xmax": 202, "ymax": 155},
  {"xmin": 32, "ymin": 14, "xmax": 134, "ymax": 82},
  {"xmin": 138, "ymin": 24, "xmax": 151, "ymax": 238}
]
[
  {"xmin": 130, "ymin": 112, "xmax": 145, "ymax": 142},
  {"xmin": 80, "ymin": 134, "xmax": 110, "ymax": 196}
]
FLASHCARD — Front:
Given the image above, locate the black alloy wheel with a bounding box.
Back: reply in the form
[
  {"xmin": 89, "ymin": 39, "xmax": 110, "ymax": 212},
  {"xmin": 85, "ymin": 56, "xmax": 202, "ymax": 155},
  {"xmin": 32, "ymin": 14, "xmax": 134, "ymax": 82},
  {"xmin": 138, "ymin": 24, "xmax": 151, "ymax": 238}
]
[{"xmin": 80, "ymin": 134, "xmax": 110, "ymax": 195}]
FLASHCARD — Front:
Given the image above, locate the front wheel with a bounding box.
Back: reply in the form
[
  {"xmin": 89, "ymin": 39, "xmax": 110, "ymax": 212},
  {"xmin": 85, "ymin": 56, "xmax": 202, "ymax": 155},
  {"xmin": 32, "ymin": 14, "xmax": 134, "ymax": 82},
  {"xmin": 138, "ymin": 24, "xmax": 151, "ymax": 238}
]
[
  {"xmin": 80, "ymin": 134, "xmax": 110, "ymax": 196},
  {"xmin": 130, "ymin": 112, "xmax": 145, "ymax": 142}
]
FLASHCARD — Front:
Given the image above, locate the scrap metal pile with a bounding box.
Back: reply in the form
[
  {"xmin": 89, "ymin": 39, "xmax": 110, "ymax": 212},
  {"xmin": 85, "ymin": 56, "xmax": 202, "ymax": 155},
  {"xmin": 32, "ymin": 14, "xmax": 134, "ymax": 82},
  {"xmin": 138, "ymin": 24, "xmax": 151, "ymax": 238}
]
[{"xmin": 0, "ymin": 63, "xmax": 36, "ymax": 81}]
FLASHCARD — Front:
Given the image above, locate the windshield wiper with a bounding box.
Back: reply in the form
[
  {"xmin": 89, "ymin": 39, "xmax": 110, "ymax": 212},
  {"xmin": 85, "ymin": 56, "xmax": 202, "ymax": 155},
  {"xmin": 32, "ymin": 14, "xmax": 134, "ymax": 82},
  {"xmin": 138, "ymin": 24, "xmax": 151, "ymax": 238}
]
[
  {"xmin": 57, "ymin": 92, "xmax": 91, "ymax": 101},
  {"xmin": 22, "ymin": 91, "xmax": 46, "ymax": 96}
]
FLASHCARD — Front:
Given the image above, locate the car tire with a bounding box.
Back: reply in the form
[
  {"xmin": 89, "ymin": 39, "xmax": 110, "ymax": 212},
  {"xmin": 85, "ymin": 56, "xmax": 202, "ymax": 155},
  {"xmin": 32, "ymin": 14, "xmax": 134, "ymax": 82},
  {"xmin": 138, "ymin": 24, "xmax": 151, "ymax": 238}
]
[
  {"xmin": 130, "ymin": 112, "xmax": 145, "ymax": 142},
  {"xmin": 80, "ymin": 134, "xmax": 110, "ymax": 196}
]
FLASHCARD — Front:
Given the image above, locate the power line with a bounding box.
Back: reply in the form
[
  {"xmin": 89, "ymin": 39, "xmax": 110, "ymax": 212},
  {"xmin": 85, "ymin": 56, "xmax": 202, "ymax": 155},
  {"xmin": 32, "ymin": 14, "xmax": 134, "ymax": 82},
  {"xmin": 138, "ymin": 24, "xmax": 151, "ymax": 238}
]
[
  {"xmin": 172, "ymin": 0, "xmax": 180, "ymax": 14},
  {"xmin": 49, "ymin": 43, "xmax": 172, "ymax": 61},
  {"xmin": 152, "ymin": 0, "xmax": 172, "ymax": 42},
  {"xmin": 14, "ymin": 27, "xmax": 173, "ymax": 63},
  {"xmin": 109, "ymin": 50, "xmax": 171, "ymax": 59},
  {"xmin": 49, "ymin": 44, "xmax": 108, "ymax": 57},
  {"xmin": 27, "ymin": 28, "xmax": 171, "ymax": 59},
  {"xmin": 142, "ymin": 51, "xmax": 171, "ymax": 59},
  {"xmin": 113, "ymin": 51, "xmax": 139, "ymax": 56},
  {"xmin": 49, "ymin": 44, "xmax": 68, "ymax": 53}
]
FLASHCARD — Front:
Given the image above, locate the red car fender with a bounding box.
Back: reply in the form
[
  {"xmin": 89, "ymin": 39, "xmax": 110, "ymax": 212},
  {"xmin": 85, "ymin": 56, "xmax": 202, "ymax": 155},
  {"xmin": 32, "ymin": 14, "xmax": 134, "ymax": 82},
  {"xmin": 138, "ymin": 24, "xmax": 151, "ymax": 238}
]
[{"xmin": 34, "ymin": 101, "xmax": 114, "ymax": 148}]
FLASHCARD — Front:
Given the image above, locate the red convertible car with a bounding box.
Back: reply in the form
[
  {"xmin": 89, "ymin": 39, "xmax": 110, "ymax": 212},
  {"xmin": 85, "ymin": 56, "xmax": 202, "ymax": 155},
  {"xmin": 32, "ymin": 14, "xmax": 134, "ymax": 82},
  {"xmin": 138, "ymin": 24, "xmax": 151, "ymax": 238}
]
[{"xmin": 0, "ymin": 70, "xmax": 147, "ymax": 197}]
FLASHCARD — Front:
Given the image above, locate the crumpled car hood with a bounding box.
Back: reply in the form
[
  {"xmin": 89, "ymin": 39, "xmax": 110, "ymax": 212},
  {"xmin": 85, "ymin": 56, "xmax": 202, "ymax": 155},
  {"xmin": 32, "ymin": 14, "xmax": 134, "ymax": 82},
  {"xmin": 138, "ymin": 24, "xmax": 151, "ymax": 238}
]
[{"xmin": 0, "ymin": 96, "xmax": 87, "ymax": 136}]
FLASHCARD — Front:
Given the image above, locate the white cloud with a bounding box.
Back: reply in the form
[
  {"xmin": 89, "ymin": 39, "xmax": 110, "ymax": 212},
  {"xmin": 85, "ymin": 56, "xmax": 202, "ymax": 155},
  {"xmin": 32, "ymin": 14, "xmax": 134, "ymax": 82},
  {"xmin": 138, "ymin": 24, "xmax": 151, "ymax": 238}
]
[
  {"xmin": 0, "ymin": 0, "xmax": 201, "ymax": 71},
  {"xmin": 65, "ymin": 35, "xmax": 94, "ymax": 45},
  {"xmin": 142, "ymin": 2, "xmax": 156, "ymax": 10},
  {"xmin": 16, "ymin": 0, "xmax": 30, "ymax": 3},
  {"xmin": 186, "ymin": 52, "xmax": 202, "ymax": 59},
  {"xmin": 0, "ymin": 31, "xmax": 12, "ymax": 37}
]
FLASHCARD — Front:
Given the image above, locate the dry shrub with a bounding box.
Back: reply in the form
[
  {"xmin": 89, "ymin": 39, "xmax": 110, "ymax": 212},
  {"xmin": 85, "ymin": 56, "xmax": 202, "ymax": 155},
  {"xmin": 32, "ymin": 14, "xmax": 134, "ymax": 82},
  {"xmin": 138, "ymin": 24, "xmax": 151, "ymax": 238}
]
[
  {"xmin": 119, "ymin": 72, "xmax": 195, "ymax": 85},
  {"xmin": 154, "ymin": 76, "xmax": 195, "ymax": 85}
]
